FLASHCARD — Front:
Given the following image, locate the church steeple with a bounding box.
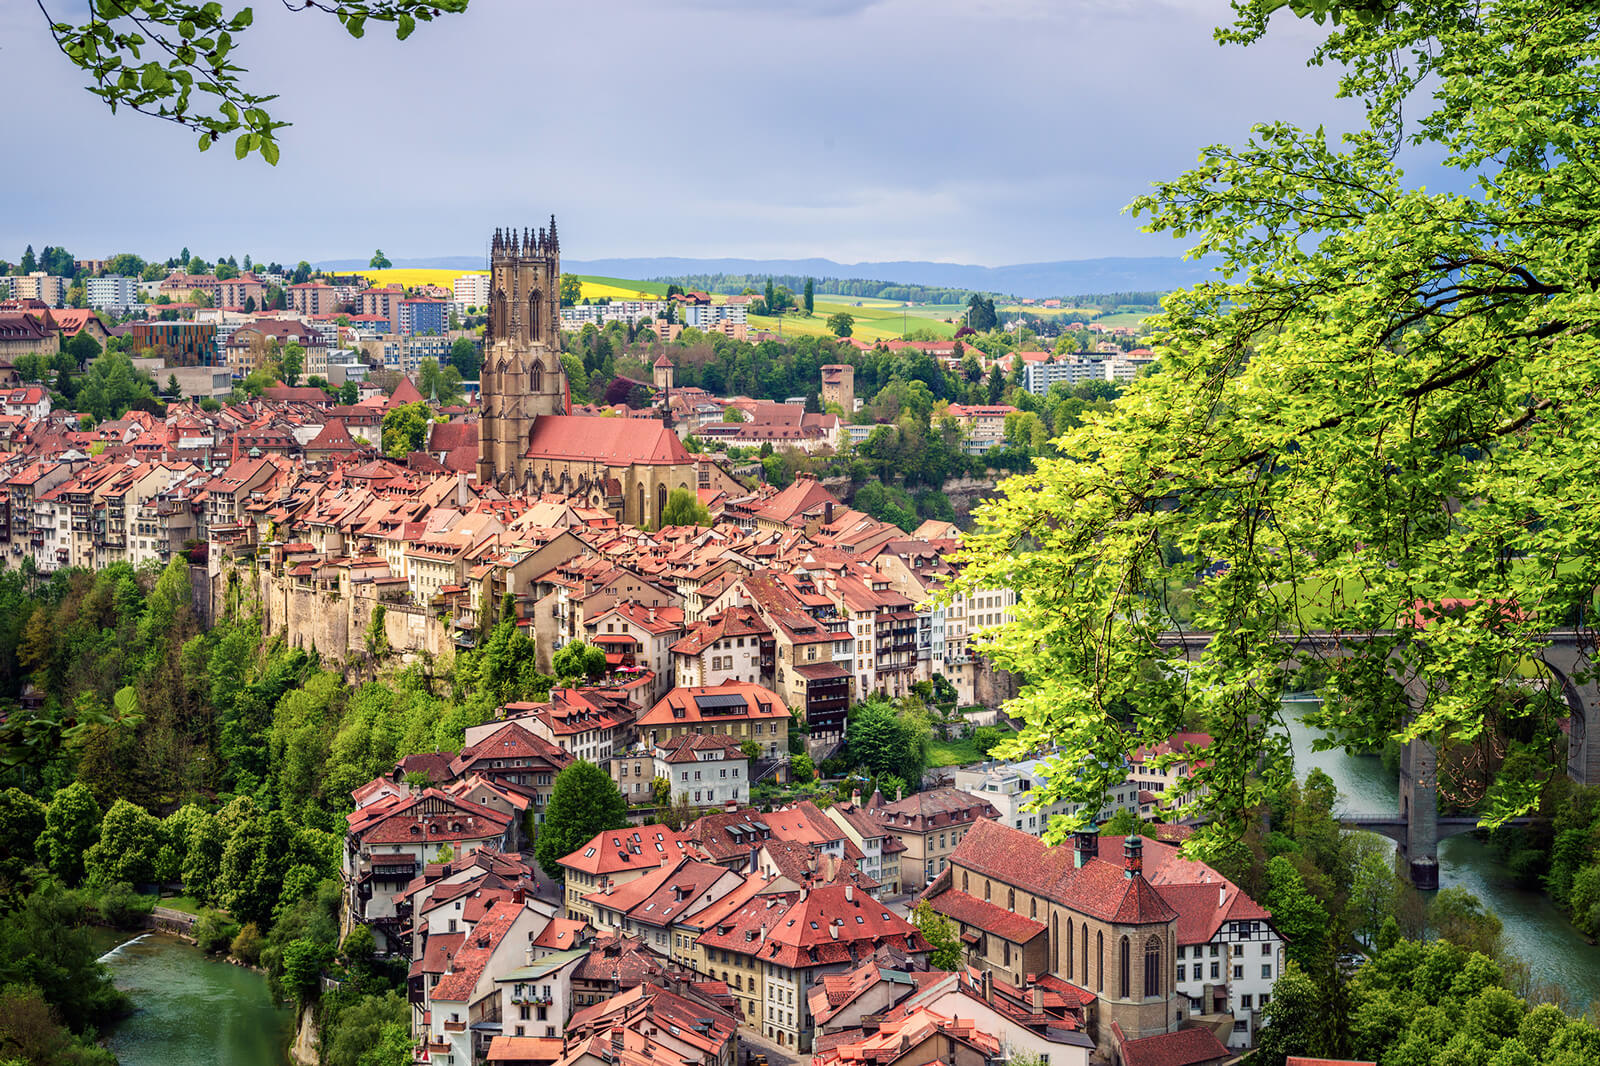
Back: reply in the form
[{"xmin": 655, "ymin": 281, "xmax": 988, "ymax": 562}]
[{"xmin": 478, "ymin": 218, "xmax": 567, "ymax": 490}]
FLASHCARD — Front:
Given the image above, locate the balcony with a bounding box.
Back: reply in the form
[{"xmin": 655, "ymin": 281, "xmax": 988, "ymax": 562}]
[{"xmin": 443, "ymin": 1020, "xmax": 467, "ymax": 1033}]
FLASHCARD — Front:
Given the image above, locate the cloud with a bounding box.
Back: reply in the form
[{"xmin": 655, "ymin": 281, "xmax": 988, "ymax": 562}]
[{"xmin": 0, "ymin": 0, "xmax": 1359, "ymax": 267}]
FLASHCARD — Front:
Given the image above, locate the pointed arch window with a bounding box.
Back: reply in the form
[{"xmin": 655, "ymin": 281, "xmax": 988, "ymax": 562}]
[
  {"xmin": 1144, "ymin": 936, "xmax": 1161, "ymax": 997},
  {"xmin": 1096, "ymin": 930, "xmax": 1104, "ymax": 992},
  {"xmin": 1119, "ymin": 936, "xmax": 1130, "ymax": 999},
  {"xmin": 531, "ymin": 360, "xmax": 543, "ymax": 392}
]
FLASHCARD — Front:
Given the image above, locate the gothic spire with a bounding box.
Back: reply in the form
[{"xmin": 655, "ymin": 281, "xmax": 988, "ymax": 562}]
[{"xmin": 548, "ymin": 215, "xmax": 559, "ymax": 252}]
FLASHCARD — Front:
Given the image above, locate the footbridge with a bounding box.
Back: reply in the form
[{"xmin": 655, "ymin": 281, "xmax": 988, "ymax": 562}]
[{"xmin": 1152, "ymin": 628, "xmax": 1592, "ymax": 889}]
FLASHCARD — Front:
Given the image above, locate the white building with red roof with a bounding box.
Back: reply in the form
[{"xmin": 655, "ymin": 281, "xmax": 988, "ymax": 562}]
[{"xmin": 558, "ymin": 825, "xmax": 691, "ymax": 925}]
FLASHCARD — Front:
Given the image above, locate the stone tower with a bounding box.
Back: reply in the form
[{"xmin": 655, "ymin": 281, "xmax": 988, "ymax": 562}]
[
  {"xmin": 820, "ymin": 363, "xmax": 855, "ymax": 414},
  {"xmin": 652, "ymin": 353, "xmax": 675, "ymax": 392},
  {"xmin": 477, "ymin": 219, "xmax": 567, "ymax": 490}
]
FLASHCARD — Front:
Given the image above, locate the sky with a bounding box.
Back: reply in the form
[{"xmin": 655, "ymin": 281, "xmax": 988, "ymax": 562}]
[{"xmin": 2, "ymin": 0, "xmax": 1360, "ymax": 268}]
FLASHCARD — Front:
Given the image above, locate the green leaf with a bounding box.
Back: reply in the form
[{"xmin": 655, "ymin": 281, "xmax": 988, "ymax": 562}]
[
  {"xmin": 234, "ymin": 133, "xmax": 249, "ymax": 160},
  {"xmin": 261, "ymin": 138, "xmax": 279, "ymax": 166},
  {"xmin": 396, "ymin": 13, "xmax": 416, "ymax": 40}
]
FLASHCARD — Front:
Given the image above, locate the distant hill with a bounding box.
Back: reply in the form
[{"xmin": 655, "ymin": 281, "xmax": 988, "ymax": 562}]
[{"xmin": 312, "ymin": 255, "xmax": 1212, "ymax": 299}]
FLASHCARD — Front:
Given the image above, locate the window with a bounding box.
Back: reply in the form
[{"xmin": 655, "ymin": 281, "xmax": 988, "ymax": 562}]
[
  {"xmin": 1262, "ymin": 964, "xmax": 1273, "ymax": 979},
  {"xmin": 1144, "ymin": 936, "xmax": 1161, "ymax": 997},
  {"xmin": 1233, "ymin": 965, "xmax": 1243, "ymax": 980},
  {"xmin": 1007, "ymin": 888, "xmax": 1015, "ymax": 912},
  {"xmin": 1176, "ymin": 964, "xmax": 1186, "ymax": 982},
  {"xmin": 1210, "ymin": 944, "xmax": 1219, "ymax": 957},
  {"xmin": 1119, "ymin": 936, "xmax": 1130, "ymax": 998},
  {"xmin": 1233, "ymin": 943, "xmax": 1244, "ymax": 957},
  {"xmin": 1177, "ymin": 946, "xmax": 1185, "ymax": 960},
  {"xmin": 1262, "ymin": 943, "xmax": 1272, "ymax": 955},
  {"xmin": 1241, "ymin": 994, "xmax": 1253, "ymax": 1009},
  {"xmin": 1097, "ymin": 931, "xmax": 1104, "ymax": 993},
  {"xmin": 1210, "ymin": 962, "xmax": 1220, "ymax": 980}
]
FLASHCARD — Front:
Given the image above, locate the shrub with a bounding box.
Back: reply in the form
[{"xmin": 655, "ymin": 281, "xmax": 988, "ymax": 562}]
[
  {"xmin": 230, "ymin": 921, "xmax": 264, "ymax": 965},
  {"xmin": 95, "ymin": 881, "xmax": 154, "ymax": 929},
  {"xmin": 193, "ymin": 908, "xmax": 241, "ymax": 955}
]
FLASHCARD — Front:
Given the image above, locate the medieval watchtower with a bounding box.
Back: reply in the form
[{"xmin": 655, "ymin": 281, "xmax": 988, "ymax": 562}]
[{"xmin": 477, "ymin": 220, "xmax": 568, "ymax": 490}]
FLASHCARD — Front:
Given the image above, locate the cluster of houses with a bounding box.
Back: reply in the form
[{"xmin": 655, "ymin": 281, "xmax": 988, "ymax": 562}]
[{"xmin": 341, "ymin": 716, "xmax": 1279, "ymax": 1066}]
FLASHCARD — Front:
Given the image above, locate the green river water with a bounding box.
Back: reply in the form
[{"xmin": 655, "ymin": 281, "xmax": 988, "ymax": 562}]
[
  {"xmin": 98, "ymin": 931, "xmax": 293, "ymax": 1066},
  {"xmin": 1283, "ymin": 696, "xmax": 1600, "ymax": 1006}
]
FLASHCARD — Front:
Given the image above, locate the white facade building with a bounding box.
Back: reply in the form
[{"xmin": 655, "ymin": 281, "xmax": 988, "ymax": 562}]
[
  {"xmin": 453, "ymin": 273, "xmax": 491, "ymax": 308},
  {"xmin": 85, "ymin": 275, "xmax": 139, "ymax": 312}
]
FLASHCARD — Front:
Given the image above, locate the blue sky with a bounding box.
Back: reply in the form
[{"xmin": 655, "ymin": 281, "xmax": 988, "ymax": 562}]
[{"xmin": 3, "ymin": 1, "xmax": 1356, "ymax": 267}]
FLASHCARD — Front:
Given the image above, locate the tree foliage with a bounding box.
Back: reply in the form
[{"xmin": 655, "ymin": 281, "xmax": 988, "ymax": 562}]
[
  {"xmin": 911, "ymin": 901, "xmax": 963, "ymax": 971},
  {"xmin": 952, "ymin": 0, "xmax": 1600, "ymax": 851},
  {"xmin": 37, "ymin": 1, "xmax": 469, "ymax": 165},
  {"xmin": 534, "ymin": 760, "xmax": 628, "ymax": 880},
  {"xmin": 660, "ymin": 487, "xmax": 711, "ymax": 528}
]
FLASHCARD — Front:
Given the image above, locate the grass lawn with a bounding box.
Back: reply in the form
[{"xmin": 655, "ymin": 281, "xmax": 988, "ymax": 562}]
[
  {"xmin": 1093, "ymin": 310, "xmax": 1158, "ymax": 329},
  {"xmin": 159, "ymin": 894, "xmax": 205, "ymax": 915},
  {"xmin": 927, "ymin": 737, "xmax": 984, "ymax": 767}
]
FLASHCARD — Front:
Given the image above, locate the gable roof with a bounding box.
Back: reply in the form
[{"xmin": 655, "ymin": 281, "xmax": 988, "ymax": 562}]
[{"xmin": 525, "ymin": 415, "xmax": 693, "ymax": 466}]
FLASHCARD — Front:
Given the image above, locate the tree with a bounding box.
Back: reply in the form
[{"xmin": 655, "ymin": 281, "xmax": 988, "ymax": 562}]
[
  {"xmin": 19, "ymin": 246, "xmax": 35, "ymax": 274},
  {"xmin": 36, "ymin": 3, "xmax": 468, "ymax": 165},
  {"xmin": 846, "ymin": 699, "xmax": 929, "ymax": 786},
  {"xmin": 534, "ymin": 760, "xmax": 628, "ymax": 879},
  {"xmin": 84, "ymin": 798, "xmax": 163, "ymax": 888},
  {"xmin": 339, "ymin": 381, "xmax": 359, "ymax": 406},
  {"xmin": 280, "ymin": 343, "xmax": 304, "ymax": 387},
  {"xmin": 36, "ymin": 783, "xmax": 101, "ymax": 886},
  {"xmin": 949, "ymin": 0, "xmax": 1600, "ymax": 850},
  {"xmin": 965, "ymin": 294, "xmax": 997, "ymax": 331},
  {"xmin": 280, "ymin": 937, "xmax": 333, "ymax": 1004},
  {"xmin": 827, "ymin": 312, "xmax": 854, "ymax": 338},
  {"xmin": 739, "ymin": 738, "xmax": 761, "ymax": 761},
  {"xmin": 380, "ymin": 401, "xmax": 431, "ymax": 458},
  {"xmin": 448, "ymin": 336, "xmax": 481, "ymax": 380},
  {"xmin": 911, "ymin": 901, "xmax": 963, "ymax": 970},
  {"xmin": 804, "ymin": 278, "xmax": 815, "ymax": 315},
  {"xmin": 1427, "ymin": 886, "xmax": 1504, "ymax": 959},
  {"xmin": 1264, "ymin": 856, "xmax": 1331, "ymax": 972},
  {"xmin": 165, "ymin": 374, "xmax": 182, "ymax": 399},
  {"xmin": 418, "ymin": 358, "xmax": 464, "ymax": 405},
  {"xmin": 790, "ymin": 752, "xmax": 816, "ymax": 781},
  {"xmin": 551, "ymin": 641, "xmax": 607, "ymax": 684},
  {"xmin": 559, "ymin": 274, "xmax": 583, "ymax": 307},
  {"xmin": 660, "ymin": 487, "xmax": 711, "ymax": 528},
  {"xmin": 369, "ymin": 250, "xmax": 392, "ymax": 270}
]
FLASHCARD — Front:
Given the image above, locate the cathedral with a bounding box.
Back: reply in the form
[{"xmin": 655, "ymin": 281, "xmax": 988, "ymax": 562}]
[{"xmin": 476, "ymin": 221, "xmax": 698, "ymax": 528}]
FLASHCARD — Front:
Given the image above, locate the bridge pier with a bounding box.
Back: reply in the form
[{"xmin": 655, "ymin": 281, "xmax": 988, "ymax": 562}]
[{"xmin": 1397, "ymin": 733, "xmax": 1440, "ymax": 890}]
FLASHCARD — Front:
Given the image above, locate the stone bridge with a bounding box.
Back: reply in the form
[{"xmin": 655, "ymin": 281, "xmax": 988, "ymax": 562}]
[{"xmin": 1153, "ymin": 628, "xmax": 1593, "ymax": 889}]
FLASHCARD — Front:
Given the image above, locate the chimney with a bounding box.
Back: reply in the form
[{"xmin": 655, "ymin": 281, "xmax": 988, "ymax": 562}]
[
  {"xmin": 845, "ymin": 885, "xmax": 854, "ymax": 903},
  {"xmin": 1031, "ymin": 986, "xmax": 1044, "ymax": 1013},
  {"xmin": 896, "ymin": 786, "xmax": 903, "ymax": 802},
  {"xmin": 456, "ymin": 471, "xmax": 469, "ymax": 508},
  {"xmin": 981, "ymin": 970, "xmax": 992, "ymax": 1001},
  {"xmin": 1123, "ymin": 834, "xmax": 1143, "ymax": 880},
  {"xmin": 851, "ymin": 789, "xmax": 862, "ymax": 807},
  {"xmin": 1219, "ymin": 885, "xmax": 1227, "ymax": 909},
  {"xmin": 1073, "ymin": 826, "xmax": 1098, "ymax": 869}
]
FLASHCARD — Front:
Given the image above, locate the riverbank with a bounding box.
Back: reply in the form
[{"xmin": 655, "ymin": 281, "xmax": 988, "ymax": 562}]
[{"xmin": 97, "ymin": 930, "xmax": 294, "ymax": 1066}]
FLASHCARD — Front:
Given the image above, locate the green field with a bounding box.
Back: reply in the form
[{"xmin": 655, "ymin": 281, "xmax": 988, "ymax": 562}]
[
  {"xmin": 158, "ymin": 895, "xmax": 205, "ymax": 915},
  {"xmin": 748, "ymin": 296, "xmax": 965, "ymax": 343},
  {"xmin": 581, "ymin": 275, "xmax": 670, "ymax": 298},
  {"xmin": 1093, "ymin": 310, "xmax": 1159, "ymax": 329}
]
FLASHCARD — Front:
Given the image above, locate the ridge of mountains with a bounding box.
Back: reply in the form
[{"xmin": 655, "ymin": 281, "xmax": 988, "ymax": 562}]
[{"xmin": 311, "ymin": 255, "xmax": 1212, "ymax": 299}]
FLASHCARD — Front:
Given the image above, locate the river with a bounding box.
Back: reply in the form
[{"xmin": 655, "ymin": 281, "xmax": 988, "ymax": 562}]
[
  {"xmin": 1282, "ymin": 696, "xmax": 1600, "ymax": 1005},
  {"xmin": 97, "ymin": 931, "xmax": 293, "ymax": 1066}
]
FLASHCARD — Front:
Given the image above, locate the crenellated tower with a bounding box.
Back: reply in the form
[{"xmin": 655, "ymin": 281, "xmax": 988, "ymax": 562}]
[{"xmin": 477, "ymin": 217, "xmax": 567, "ymax": 489}]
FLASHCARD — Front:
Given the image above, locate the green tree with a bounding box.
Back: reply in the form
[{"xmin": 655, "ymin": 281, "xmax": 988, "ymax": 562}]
[
  {"xmin": 339, "ymin": 381, "xmax": 359, "ymax": 405},
  {"xmin": 380, "ymin": 401, "xmax": 431, "ymax": 458},
  {"xmin": 790, "ymin": 752, "xmax": 816, "ymax": 781},
  {"xmin": 559, "ymin": 274, "xmax": 583, "ymax": 307},
  {"xmin": 76, "ymin": 351, "xmax": 156, "ymax": 423},
  {"xmin": 534, "ymin": 760, "xmax": 628, "ymax": 880},
  {"xmin": 280, "ymin": 343, "xmax": 305, "ymax": 387},
  {"xmin": 804, "ymin": 278, "xmax": 815, "ymax": 314},
  {"xmin": 1264, "ymin": 856, "xmax": 1331, "ymax": 971},
  {"xmin": 948, "ymin": 0, "xmax": 1600, "ymax": 847},
  {"xmin": 36, "ymin": 3, "xmax": 469, "ymax": 165},
  {"xmin": 1427, "ymin": 886, "xmax": 1504, "ymax": 958},
  {"xmin": 369, "ymin": 250, "xmax": 392, "ymax": 270},
  {"xmin": 323, "ymin": 992, "xmax": 410, "ymax": 1066},
  {"xmin": 84, "ymin": 798, "xmax": 163, "ymax": 888},
  {"xmin": 911, "ymin": 900, "xmax": 962, "ymax": 970},
  {"xmin": 280, "ymin": 938, "xmax": 333, "ymax": 1005},
  {"xmin": 845, "ymin": 699, "xmax": 929, "ymax": 786},
  {"xmin": 418, "ymin": 358, "xmax": 464, "ymax": 405},
  {"xmin": 448, "ymin": 336, "xmax": 481, "ymax": 380},
  {"xmin": 551, "ymin": 641, "xmax": 607, "ymax": 684},
  {"xmin": 36, "ymin": 783, "xmax": 101, "ymax": 886},
  {"xmin": 660, "ymin": 487, "xmax": 711, "ymax": 528},
  {"xmin": 826, "ymin": 312, "xmax": 854, "ymax": 338}
]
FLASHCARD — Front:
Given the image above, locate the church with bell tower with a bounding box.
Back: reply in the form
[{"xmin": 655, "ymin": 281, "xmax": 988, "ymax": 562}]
[
  {"xmin": 475, "ymin": 221, "xmax": 699, "ymax": 528},
  {"xmin": 477, "ymin": 220, "xmax": 568, "ymax": 490}
]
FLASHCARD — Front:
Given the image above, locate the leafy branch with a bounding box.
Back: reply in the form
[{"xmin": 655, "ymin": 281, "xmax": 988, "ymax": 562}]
[{"xmin": 36, "ymin": 0, "xmax": 469, "ymax": 165}]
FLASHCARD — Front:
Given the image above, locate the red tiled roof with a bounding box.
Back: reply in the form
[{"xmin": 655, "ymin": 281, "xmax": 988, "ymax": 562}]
[
  {"xmin": 524, "ymin": 415, "xmax": 692, "ymax": 466},
  {"xmin": 1117, "ymin": 1025, "xmax": 1229, "ymax": 1066},
  {"xmin": 559, "ymin": 825, "xmax": 688, "ymax": 876},
  {"xmin": 925, "ymin": 889, "xmax": 1047, "ymax": 944}
]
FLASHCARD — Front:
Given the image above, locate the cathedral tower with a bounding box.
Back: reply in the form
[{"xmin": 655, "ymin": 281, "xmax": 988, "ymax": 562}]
[{"xmin": 477, "ymin": 219, "xmax": 567, "ymax": 489}]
